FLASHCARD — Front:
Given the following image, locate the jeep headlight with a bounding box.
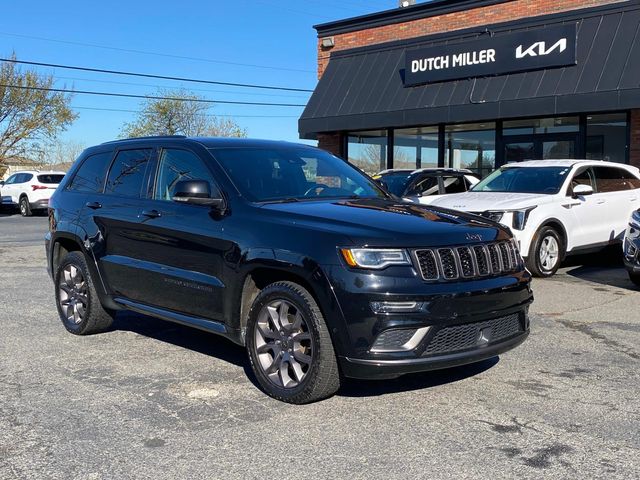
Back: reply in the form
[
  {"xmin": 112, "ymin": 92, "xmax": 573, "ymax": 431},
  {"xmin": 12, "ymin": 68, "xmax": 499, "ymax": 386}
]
[
  {"xmin": 341, "ymin": 248, "xmax": 411, "ymax": 269},
  {"xmin": 512, "ymin": 207, "xmax": 537, "ymax": 231}
]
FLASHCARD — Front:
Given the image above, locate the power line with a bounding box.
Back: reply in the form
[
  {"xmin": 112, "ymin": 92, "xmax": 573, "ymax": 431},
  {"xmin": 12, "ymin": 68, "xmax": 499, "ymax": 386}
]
[
  {"xmin": 53, "ymin": 75, "xmax": 309, "ymax": 99},
  {"xmin": 0, "ymin": 84, "xmax": 307, "ymax": 107},
  {"xmin": 0, "ymin": 57, "xmax": 315, "ymax": 93},
  {"xmin": 0, "ymin": 31, "xmax": 316, "ymax": 74},
  {"xmin": 73, "ymin": 105, "xmax": 299, "ymax": 118}
]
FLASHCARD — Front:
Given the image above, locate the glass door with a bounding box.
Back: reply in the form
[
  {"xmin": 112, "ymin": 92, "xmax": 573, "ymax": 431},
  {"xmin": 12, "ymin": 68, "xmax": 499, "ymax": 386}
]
[{"xmin": 503, "ymin": 133, "xmax": 578, "ymax": 163}]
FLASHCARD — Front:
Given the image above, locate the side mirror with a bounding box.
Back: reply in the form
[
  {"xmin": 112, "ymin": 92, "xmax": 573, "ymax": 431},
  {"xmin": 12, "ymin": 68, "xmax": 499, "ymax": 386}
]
[
  {"xmin": 572, "ymin": 184, "xmax": 594, "ymax": 198},
  {"xmin": 172, "ymin": 180, "xmax": 225, "ymax": 209}
]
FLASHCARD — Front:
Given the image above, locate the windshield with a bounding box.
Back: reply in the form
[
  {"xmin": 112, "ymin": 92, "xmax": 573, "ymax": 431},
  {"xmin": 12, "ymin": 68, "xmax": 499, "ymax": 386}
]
[
  {"xmin": 376, "ymin": 172, "xmax": 413, "ymax": 196},
  {"xmin": 471, "ymin": 166, "xmax": 571, "ymax": 194},
  {"xmin": 209, "ymin": 147, "xmax": 388, "ymax": 203}
]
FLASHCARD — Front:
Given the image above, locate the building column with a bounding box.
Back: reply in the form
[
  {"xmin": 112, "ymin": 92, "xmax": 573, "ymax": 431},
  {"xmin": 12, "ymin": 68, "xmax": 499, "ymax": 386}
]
[
  {"xmin": 317, "ymin": 133, "xmax": 344, "ymax": 159},
  {"xmin": 631, "ymin": 110, "xmax": 640, "ymax": 168}
]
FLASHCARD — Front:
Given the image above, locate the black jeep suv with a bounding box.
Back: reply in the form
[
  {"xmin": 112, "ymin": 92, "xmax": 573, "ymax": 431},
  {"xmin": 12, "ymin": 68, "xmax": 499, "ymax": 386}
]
[{"xmin": 46, "ymin": 136, "xmax": 533, "ymax": 403}]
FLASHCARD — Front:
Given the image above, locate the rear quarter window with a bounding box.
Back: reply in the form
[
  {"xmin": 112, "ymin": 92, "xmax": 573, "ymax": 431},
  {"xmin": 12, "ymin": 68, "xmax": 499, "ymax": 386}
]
[{"xmin": 67, "ymin": 152, "xmax": 113, "ymax": 193}]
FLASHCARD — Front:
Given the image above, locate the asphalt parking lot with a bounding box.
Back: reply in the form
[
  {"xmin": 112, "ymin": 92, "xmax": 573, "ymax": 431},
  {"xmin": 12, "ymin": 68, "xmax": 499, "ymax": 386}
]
[{"xmin": 1, "ymin": 213, "xmax": 638, "ymax": 480}]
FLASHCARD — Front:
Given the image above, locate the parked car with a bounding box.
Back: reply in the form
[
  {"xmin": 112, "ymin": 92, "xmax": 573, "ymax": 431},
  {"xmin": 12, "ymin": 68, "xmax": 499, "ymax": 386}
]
[
  {"xmin": 623, "ymin": 208, "xmax": 640, "ymax": 286},
  {"xmin": 0, "ymin": 170, "xmax": 66, "ymax": 216},
  {"xmin": 46, "ymin": 136, "xmax": 532, "ymax": 404},
  {"xmin": 430, "ymin": 160, "xmax": 640, "ymax": 277},
  {"xmin": 373, "ymin": 168, "xmax": 480, "ymax": 204}
]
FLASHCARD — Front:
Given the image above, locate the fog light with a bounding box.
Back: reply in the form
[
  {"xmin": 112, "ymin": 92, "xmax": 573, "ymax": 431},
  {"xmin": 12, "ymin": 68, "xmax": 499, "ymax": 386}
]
[
  {"xmin": 370, "ymin": 301, "xmax": 427, "ymax": 314},
  {"xmin": 370, "ymin": 327, "xmax": 430, "ymax": 353}
]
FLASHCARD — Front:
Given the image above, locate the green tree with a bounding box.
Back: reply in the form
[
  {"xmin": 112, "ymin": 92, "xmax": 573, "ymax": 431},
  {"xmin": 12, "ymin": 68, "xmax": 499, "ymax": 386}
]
[
  {"xmin": 0, "ymin": 55, "xmax": 77, "ymax": 166},
  {"xmin": 121, "ymin": 89, "xmax": 247, "ymax": 138}
]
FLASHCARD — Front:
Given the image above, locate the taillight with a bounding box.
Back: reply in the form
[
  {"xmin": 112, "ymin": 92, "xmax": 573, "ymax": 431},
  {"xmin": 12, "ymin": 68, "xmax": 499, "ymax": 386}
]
[{"xmin": 32, "ymin": 185, "xmax": 47, "ymax": 191}]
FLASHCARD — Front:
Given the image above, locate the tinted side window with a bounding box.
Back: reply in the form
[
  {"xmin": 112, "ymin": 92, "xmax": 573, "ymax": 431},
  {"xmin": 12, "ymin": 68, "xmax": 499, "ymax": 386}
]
[
  {"xmin": 569, "ymin": 168, "xmax": 595, "ymax": 195},
  {"xmin": 22, "ymin": 173, "xmax": 33, "ymax": 183},
  {"xmin": 68, "ymin": 152, "xmax": 113, "ymax": 193},
  {"xmin": 594, "ymin": 166, "xmax": 628, "ymax": 193},
  {"xmin": 411, "ymin": 176, "xmax": 438, "ymax": 196},
  {"xmin": 105, "ymin": 149, "xmax": 153, "ymax": 198},
  {"xmin": 620, "ymin": 169, "xmax": 640, "ymax": 190},
  {"xmin": 4, "ymin": 174, "xmax": 18, "ymax": 184},
  {"xmin": 154, "ymin": 149, "xmax": 216, "ymax": 201},
  {"xmin": 442, "ymin": 176, "xmax": 467, "ymax": 194}
]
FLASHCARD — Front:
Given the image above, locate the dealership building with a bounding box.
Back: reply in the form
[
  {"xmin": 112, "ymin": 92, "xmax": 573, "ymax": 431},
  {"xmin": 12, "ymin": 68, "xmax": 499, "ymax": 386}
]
[{"xmin": 299, "ymin": 0, "xmax": 640, "ymax": 176}]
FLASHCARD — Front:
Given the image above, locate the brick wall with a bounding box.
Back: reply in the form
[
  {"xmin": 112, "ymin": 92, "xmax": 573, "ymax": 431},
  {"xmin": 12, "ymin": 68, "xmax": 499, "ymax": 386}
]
[
  {"xmin": 631, "ymin": 110, "xmax": 640, "ymax": 168},
  {"xmin": 317, "ymin": 133, "xmax": 344, "ymax": 158},
  {"xmin": 317, "ymin": 0, "xmax": 624, "ymax": 78}
]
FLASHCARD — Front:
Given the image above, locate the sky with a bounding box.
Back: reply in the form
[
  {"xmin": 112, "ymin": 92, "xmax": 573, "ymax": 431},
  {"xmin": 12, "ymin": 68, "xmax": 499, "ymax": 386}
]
[{"xmin": 1, "ymin": 0, "xmax": 399, "ymax": 149}]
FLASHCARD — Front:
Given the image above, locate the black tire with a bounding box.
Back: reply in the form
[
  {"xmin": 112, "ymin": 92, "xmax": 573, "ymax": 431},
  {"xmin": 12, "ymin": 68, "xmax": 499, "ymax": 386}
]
[
  {"xmin": 54, "ymin": 251, "xmax": 114, "ymax": 335},
  {"xmin": 629, "ymin": 272, "xmax": 640, "ymax": 287},
  {"xmin": 526, "ymin": 226, "xmax": 564, "ymax": 278},
  {"xmin": 246, "ymin": 281, "xmax": 340, "ymax": 404},
  {"xmin": 19, "ymin": 196, "xmax": 32, "ymax": 217}
]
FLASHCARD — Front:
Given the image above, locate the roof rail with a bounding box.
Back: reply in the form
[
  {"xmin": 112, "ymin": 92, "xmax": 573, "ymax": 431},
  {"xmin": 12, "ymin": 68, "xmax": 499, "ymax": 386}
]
[{"xmin": 101, "ymin": 135, "xmax": 187, "ymax": 145}]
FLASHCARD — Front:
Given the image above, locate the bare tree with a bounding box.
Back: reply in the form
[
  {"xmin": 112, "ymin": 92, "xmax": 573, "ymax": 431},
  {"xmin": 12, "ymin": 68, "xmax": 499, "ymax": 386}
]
[
  {"xmin": 37, "ymin": 139, "xmax": 86, "ymax": 169},
  {"xmin": 0, "ymin": 54, "xmax": 77, "ymax": 167},
  {"xmin": 121, "ymin": 89, "xmax": 247, "ymax": 138}
]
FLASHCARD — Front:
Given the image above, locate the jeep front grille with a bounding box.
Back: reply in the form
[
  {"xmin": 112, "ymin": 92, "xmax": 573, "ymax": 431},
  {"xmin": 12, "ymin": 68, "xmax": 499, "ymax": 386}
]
[{"xmin": 414, "ymin": 241, "xmax": 520, "ymax": 281}]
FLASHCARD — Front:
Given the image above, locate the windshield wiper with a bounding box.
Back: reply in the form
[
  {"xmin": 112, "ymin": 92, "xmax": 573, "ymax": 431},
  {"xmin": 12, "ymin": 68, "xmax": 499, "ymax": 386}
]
[{"xmin": 258, "ymin": 197, "xmax": 301, "ymax": 204}]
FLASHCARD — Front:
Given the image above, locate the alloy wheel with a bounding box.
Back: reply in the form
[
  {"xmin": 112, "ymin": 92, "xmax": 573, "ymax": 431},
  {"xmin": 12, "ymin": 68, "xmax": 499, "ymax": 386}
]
[
  {"xmin": 539, "ymin": 235, "xmax": 559, "ymax": 271},
  {"xmin": 254, "ymin": 299, "xmax": 314, "ymax": 389},
  {"xmin": 58, "ymin": 264, "xmax": 88, "ymax": 324}
]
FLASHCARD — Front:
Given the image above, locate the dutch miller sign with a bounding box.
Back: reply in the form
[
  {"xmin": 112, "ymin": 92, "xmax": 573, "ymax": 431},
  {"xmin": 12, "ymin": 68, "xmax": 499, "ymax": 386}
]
[{"xmin": 403, "ymin": 24, "xmax": 577, "ymax": 87}]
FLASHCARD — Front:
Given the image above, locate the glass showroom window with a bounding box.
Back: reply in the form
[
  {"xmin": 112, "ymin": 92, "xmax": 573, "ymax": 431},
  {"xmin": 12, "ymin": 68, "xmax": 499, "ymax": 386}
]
[
  {"xmin": 586, "ymin": 113, "xmax": 628, "ymax": 164},
  {"xmin": 346, "ymin": 130, "xmax": 388, "ymax": 175},
  {"xmin": 503, "ymin": 116, "xmax": 579, "ymax": 135},
  {"xmin": 445, "ymin": 123, "xmax": 496, "ymax": 177},
  {"xmin": 393, "ymin": 127, "xmax": 439, "ymax": 170}
]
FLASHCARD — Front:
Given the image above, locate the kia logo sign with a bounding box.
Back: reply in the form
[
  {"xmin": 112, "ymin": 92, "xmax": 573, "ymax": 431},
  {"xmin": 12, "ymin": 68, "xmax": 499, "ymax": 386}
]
[
  {"xmin": 404, "ymin": 24, "xmax": 577, "ymax": 87},
  {"xmin": 516, "ymin": 39, "xmax": 567, "ymax": 58}
]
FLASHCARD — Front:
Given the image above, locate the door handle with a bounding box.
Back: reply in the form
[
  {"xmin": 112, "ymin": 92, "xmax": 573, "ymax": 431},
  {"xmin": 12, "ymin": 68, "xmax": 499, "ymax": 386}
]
[
  {"xmin": 141, "ymin": 209, "xmax": 161, "ymax": 218},
  {"xmin": 85, "ymin": 201, "xmax": 102, "ymax": 210},
  {"xmin": 596, "ymin": 199, "xmax": 605, "ymax": 205}
]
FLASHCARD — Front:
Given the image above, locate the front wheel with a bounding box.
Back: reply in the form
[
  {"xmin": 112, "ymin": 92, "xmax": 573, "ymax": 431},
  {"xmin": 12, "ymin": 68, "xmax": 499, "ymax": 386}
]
[
  {"xmin": 246, "ymin": 281, "xmax": 340, "ymax": 404},
  {"xmin": 526, "ymin": 226, "xmax": 564, "ymax": 277},
  {"xmin": 19, "ymin": 197, "xmax": 32, "ymax": 217}
]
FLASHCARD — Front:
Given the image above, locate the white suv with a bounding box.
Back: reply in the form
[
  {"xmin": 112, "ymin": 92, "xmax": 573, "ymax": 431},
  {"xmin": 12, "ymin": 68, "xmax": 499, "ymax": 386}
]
[
  {"xmin": 0, "ymin": 170, "xmax": 65, "ymax": 216},
  {"xmin": 430, "ymin": 160, "xmax": 640, "ymax": 277}
]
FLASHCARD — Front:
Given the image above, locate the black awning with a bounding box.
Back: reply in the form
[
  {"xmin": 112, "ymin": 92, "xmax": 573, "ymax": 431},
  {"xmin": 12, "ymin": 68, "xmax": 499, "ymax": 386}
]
[{"xmin": 299, "ymin": 1, "xmax": 640, "ymax": 138}]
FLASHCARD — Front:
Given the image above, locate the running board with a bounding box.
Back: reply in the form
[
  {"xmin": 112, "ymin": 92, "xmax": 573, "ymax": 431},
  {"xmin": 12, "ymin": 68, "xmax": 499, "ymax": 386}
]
[{"xmin": 114, "ymin": 297, "xmax": 227, "ymax": 335}]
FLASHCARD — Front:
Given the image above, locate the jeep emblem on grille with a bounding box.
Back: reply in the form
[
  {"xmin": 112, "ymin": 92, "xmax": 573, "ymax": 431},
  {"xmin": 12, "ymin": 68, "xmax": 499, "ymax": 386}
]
[{"xmin": 465, "ymin": 233, "xmax": 483, "ymax": 242}]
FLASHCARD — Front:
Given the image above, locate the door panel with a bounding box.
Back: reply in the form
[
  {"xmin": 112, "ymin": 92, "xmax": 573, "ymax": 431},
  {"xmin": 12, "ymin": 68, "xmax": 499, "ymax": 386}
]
[
  {"xmin": 564, "ymin": 167, "xmax": 608, "ymax": 248},
  {"xmin": 121, "ymin": 147, "xmax": 231, "ymax": 321},
  {"xmin": 91, "ymin": 147, "xmax": 156, "ymax": 299},
  {"xmin": 123, "ymin": 199, "xmax": 230, "ymax": 320}
]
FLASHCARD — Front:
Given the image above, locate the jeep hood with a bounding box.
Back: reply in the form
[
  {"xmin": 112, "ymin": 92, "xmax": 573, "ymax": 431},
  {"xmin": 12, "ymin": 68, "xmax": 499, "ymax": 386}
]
[{"xmin": 260, "ymin": 198, "xmax": 510, "ymax": 247}]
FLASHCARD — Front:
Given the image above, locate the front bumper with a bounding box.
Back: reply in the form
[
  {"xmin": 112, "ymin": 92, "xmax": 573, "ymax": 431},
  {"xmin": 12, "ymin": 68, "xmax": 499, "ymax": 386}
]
[
  {"xmin": 324, "ymin": 264, "xmax": 533, "ymax": 379},
  {"xmin": 340, "ymin": 328, "xmax": 529, "ymax": 379},
  {"xmin": 623, "ymin": 229, "xmax": 640, "ymax": 274}
]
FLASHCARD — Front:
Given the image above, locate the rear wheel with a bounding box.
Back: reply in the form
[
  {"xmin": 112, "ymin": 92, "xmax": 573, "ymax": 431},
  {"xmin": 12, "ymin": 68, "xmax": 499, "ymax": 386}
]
[
  {"xmin": 526, "ymin": 226, "xmax": 564, "ymax": 277},
  {"xmin": 19, "ymin": 197, "xmax": 32, "ymax": 217},
  {"xmin": 55, "ymin": 251, "xmax": 114, "ymax": 335},
  {"xmin": 246, "ymin": 281, "xmax": 340, "ymax": 404}
]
